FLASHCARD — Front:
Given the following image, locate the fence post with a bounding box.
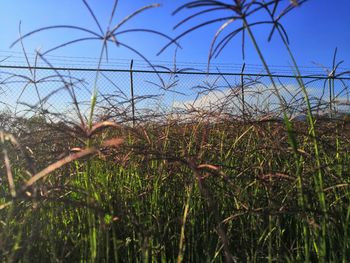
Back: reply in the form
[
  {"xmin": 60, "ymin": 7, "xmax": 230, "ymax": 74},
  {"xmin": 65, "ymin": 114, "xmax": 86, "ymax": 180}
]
[
  {"xmin": 130, "ymin": 59, "xmax": 135, "ymax": 127},
  {"xmin": 241, "ymin": 63, "xmax": 246, "ymax": 120},
  {"xmin": 328, "ymin": 71, "xmax": 336, "ymax": 117}
]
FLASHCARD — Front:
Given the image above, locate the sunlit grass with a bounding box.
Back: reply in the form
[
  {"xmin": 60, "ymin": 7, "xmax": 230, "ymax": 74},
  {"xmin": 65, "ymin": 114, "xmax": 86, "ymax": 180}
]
[
  {"xmin": 0, "ymin": 0, "xmax": 350, "ymax": 262},
  {"xmin": 0, "ymin": 118, "xmax": 349, "ymax": 262}
]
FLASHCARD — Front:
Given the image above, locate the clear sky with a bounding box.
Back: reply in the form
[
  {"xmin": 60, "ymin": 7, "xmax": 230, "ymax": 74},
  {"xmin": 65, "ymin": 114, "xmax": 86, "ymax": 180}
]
[{"xmin": 0, "ymin": 0, "xmax": 350, "ymax": 74}]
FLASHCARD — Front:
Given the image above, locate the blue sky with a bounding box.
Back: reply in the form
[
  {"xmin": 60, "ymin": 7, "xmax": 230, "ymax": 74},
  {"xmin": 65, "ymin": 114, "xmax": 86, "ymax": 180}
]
[{"xmin": 0, "ymin": 0, "xmax": 350, "ymax": 74}]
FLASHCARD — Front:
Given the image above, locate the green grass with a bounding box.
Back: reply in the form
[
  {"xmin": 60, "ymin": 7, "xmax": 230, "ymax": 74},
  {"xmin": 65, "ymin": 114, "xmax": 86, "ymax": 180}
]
[{"xmin": 0, "ymin": 118, "xmax": 349, "ymax": 262}]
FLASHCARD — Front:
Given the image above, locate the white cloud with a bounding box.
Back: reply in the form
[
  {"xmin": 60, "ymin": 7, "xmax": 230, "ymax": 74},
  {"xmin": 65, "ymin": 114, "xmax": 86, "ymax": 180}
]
[
  {"xmin": 172, "ymin": 83, "xmax": 299, "ymax": 115},
  {"xmin": 170, "ymin": 80, "xmax": 350, "ymax": 119}
]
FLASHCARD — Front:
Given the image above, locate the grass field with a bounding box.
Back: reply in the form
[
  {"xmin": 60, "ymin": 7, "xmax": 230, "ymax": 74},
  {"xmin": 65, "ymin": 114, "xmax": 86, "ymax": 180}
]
[
  {"xmin": 0, "ymin": 115, "xmax": 349, "ymax": 262},
  {"xmin": 0, "ymin": 0, "xmax": 350, "ymax": 262}
]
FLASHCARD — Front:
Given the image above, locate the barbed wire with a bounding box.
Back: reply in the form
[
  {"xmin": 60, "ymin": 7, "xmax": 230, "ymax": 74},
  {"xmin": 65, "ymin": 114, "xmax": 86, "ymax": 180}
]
[
  {"xmin": 0, "ymin": 50, "xmax": 348, "ymax": 76},
  {"xmin": 0, "ymin": 64, "xmax": 349, "ymax": 80}
]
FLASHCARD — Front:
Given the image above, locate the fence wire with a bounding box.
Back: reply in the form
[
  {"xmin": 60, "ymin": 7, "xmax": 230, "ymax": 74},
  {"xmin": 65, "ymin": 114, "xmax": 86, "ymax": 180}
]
[{"xmin": 0, "ymin": 65, "xmax": 350, "ymax": 123}]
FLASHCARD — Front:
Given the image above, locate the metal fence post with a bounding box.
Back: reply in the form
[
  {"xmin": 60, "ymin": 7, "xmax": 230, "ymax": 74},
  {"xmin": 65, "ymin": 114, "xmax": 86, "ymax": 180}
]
[
  {"xmin": 241, "ymin": 63, "xmax": 246, "ymax": 120},
  {"xmin": 130, "ymin": 59, "xmax": 135, "ymax": 127}
]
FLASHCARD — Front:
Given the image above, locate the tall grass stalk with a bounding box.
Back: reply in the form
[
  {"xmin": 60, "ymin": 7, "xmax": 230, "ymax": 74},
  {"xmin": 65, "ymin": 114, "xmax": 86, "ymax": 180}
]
[
  {"xmin": 242, "ymin": 18, "xmax": 307, "ymax": 263},
  {"xmin": 177, "ymin": 183, "xmax": 193, "ymax": 263},
  {"xmin": 273, "ymin": 18, "xmax": 327, "ymax": 262}
]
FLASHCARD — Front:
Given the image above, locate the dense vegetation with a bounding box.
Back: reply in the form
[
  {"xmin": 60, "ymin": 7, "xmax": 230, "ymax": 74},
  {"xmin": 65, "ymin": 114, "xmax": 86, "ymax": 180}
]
[
  {"xmin": 0, "ymin": 0, "xmax": 349, "ymax": 262},
  {"xmin": 0, "ymin": 115, "xmax": 349, "ymax": 262}
]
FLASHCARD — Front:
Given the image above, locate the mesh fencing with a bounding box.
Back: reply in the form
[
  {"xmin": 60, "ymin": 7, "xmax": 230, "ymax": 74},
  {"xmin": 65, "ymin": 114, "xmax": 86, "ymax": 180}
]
[{"xmin": 1, "ymin": 65, "xmax": 350, "ymax": 123}]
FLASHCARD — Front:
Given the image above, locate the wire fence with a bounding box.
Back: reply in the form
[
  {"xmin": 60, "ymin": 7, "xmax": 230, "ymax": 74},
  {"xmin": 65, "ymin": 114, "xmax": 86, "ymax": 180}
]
[{"xmin": 1, "ymin": 64, "xmax": 350, "ymax": 124}]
